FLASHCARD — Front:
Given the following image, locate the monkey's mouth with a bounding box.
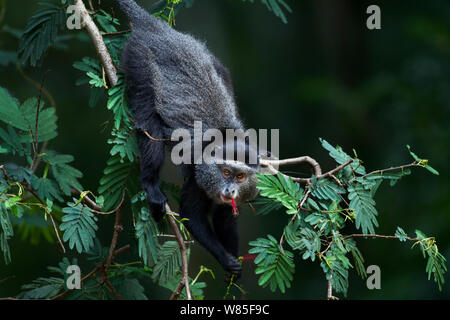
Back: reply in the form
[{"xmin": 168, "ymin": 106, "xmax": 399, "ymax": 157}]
[
  {"xmin": 219, "ymin": 194, "xmax": 234, "ymax": 203},
  {"xmin": 219, "ymin": 194, "xmax": 239, "ymax": 215}
]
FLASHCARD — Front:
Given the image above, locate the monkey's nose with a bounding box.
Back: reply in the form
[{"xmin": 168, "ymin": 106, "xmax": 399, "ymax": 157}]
[{"xmin": 223, "ymin": 187, "xmax": 237, "ymax": 199}]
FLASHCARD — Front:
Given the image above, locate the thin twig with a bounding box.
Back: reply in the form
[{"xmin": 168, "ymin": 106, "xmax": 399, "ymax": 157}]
[
  {"xmin": 260, "ymin": 157, "xmax": 353, "ymax": 185},
  {"xmin": 16, "ymin": 64, "xmax": 57, "ymax": 174},
  {"xmin": 89, "ymin": 191, "xmax": 125, "ymax": 215},
  {"xmin": 361, "ymin": 162, "xmax": 418, "ymax": 179},
  {"xmin": 0, "ymin": 275, "xmax": 15, "ymax": 284},
  {"xmin": 1, "ymin": 167, "xmax": 65, "ymax": 253},
  {"xmin": 279, "ymin": 189, "xmax": 311, "ymax": 259},
  {"xmin": 31, "ymin": 71, "xmax": 50, "ymax": 171},
  {"xmin": 26, "ymin": 187, "xmax": 66, "ymax": 254},
  {"xmin": 166, "ymin": 204, "xmax": 192, "ymax": 300},
  {"xmin": 343, "ymin": 233, "xmax": 418, "ymax": 242},
  {"xmin": 105, "ymin": 208, "xmax": 123, "ymax": 269},
  {"xmin": 102, "ymin": 30, "xmax": 131, "ymax": 36},
  {"xmin": 71, "ymin": 188, "xmax": 103, "ymax": 211},
  {"xmin": 143, "ymin": 130, "xmax": 170, "ymax": 142},
  {"xmin": 320, "ymin": 233, "xmax": 419, "ymax": 258}
]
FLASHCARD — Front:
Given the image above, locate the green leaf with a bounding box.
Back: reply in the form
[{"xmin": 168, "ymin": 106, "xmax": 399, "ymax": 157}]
[
  {"xmin": 256, "ymin": 173, "xmax": 303, "ymax": 214},
  {"xmin": 249, "ymin": 235, "xmax": 295, "ymax": 293},
  {"xmin": 310, "ymin": 178, "xmax": 346, "ymax": 201},
  {"xmin": 73, "ymin": 57, "xmax": 105, "ymax": 107},
  {"xmin": 251, "ymin": 196, "xmax": 283, "ymax": 215},
  {"xmin": 406, "ymin": 144, "xmax": 421, "ymax": 162},
  {"xmin": 395, "ymin": 226, "xmax": 408, "ymax": 242},
  {"xmin": 406, "ymin": 145, "xmax": 439, "ymax": 175},
  {"xmin": 135, "ymin": 207, "xmax": 159, "ymax": 267},
  {"xmin": 3, "ymin": 164, "xmax": 32, "ymax": 184},
  {"xmin": 60, "ymin": 200, "xmax": 98, "ymax": 253},
  {"xmin": 412, "ymin": 230, "xmax": 447, "ymax": 291},
  {"xmin": 94, "ymin": 9, "xmax": 120, "ymax": 34},
  {"xmin": 320, "ymin": 249, "xmax": 352, "ymax": 297},
  {"xmin": 19, "ymin": 97, "xmax": 58, "ymax": 143},
  {"xmin": 17, "ymin": 257, "xmax": 77, "ymax": 299},
  {"xmin": 0, "ymin": 88, "xmax": 58, "ymax": 146},
  {"xmin": 0, "ymin": 203, "xmax": 14, "ymax": 263},
  {"xmin": 31, "ymin": 176, "xmax": 63, "ymax": 202},
  {"xmin": 18, "ymin": 1, "xmax": 67, "ymax": 66},
  {"xmin": 108, "ymin": 128, "xmax": 139, "ymax": 163},
  {"xmin": 115, "ymin": 278, "xmax": 148, "ymax": 300},
  {"xmin": 351, "ymin": 246, "xmax": 366, "ymax": 279},
  {"xmin": 0, "ymin": 126, "xmax": 31, "ymax": 158},
  {"xmin": 18, "ymin": 277, "xmax": 64, "ymax": 299},
  {"xmin": 98, "ymin": 155, "xmax": 136, "ymax": 211},
  {"xmin": 424, "ymin": 164, "xmax": 439, "ymax": 175},
  {"xmin": 152, "ymin": 240, "xmax": 182, "ymax": 284},
  {"xmin": 42, "ymin": 150, "xmax": 83, "ymax": 196},
  {"xmin": 348, "ymin": 183, "xmax": 378, "ymax": 234},
  {"xmin": 107, "ymin": 75, "xmax": 131, "ymax": 130},
  {"xmin": 0, "ymin": 87, "xmax": 24, "ymax": 128},
  {"xmin": 320, "ymin": 138, "xmax": 366, "ymax": 175}
]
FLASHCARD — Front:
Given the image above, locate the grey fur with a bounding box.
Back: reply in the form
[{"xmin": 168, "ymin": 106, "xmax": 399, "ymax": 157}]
[
  {"xmin": 118, "ymin": 0, "xmax": 242, "ymax": 136},
  {"xmin": 116, "ymin": 0, "xmax": 261, "ymax": 274}
]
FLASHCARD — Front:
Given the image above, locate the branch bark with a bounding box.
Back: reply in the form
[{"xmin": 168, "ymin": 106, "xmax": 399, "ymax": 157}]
[
  {"xmin": 75, "ymin": 0, "xmax": 118, "ymax": 87},
  {"xmin": 260, "ymin": 157, "xmax": 353, "ymax": 185},
  {"xmin": 166, "ymin": 204, "xmax": 192, "ymax": 300}
]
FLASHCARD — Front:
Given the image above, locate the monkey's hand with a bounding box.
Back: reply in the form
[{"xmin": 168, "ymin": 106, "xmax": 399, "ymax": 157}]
[
  {"xmin": 145, "ymin": 183, "xmax": 167, "ymax": 221},
  {"xmin": 222, "ymin": 253, "xmax": 242, "ymax": 281}
]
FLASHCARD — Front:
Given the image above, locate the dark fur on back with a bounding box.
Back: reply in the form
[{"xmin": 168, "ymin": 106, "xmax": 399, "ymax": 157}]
[{"xmin": 117, "ymin": 0, "xmax": 243, "ymax": 136}]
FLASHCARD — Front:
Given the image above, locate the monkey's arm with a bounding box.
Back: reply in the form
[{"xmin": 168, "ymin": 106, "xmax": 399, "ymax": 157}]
[
  {"xmin": 136, "ymin": 131, "xmax": 167, "ymax": 221},
  {"xmin": 180, "ymin": 174, "xmax": 241, "ymax": 274},
  {"xmin": 212, "ymin": 204, "xmax": 239, "ymax": 258}
]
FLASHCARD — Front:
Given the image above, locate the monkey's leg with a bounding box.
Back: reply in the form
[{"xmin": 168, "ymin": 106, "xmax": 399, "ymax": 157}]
[
  {"xmin": 180, "ymin": 175, "xmax": 241, "ymax": 274},
  {"xmin": 137, "ymin": 129, "xmax": 167, "ymax": 221},
  {"xmin": 212, "ymin": 205, "xmax": 239, "ymax": 259}
]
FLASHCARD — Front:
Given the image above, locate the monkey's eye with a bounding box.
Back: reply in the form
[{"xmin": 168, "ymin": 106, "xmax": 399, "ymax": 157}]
[
  {"xmin": 222, "ymin": 168, "xmax": 232, "ymax": 177},
  {"xmin": 236, "ymin": 172, "xmax": 247, "ymax": 182}
]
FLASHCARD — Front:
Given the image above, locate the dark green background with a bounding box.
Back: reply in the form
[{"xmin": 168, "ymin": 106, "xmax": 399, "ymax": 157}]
[{"xmin": 0, "ymin": 0, "xmax": 449, "ymax": 299}]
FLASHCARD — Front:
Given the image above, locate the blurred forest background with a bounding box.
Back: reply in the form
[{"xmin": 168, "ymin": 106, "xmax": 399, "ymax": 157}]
[{"xmin": 0, "ymin": 0, "xmax": 449, "ymax": 299}]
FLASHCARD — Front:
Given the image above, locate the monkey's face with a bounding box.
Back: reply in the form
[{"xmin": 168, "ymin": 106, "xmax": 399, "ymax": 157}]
[{"xmin": 195, "ymin": 160, "xmax": 259, "ymax": 206}]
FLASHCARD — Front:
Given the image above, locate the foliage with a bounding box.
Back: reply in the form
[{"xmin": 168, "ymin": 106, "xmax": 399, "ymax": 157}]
[
  {"xmin": 0, "ymin": 0, "xmax": 445, "ymax": 301},
  {"xmin": 249, "ymin": 235, "xmax": 295, "ymax": 293},
  {"xmin": 18, "ymin": 1, "xmax": 67, "ymax": 66},
  {"xmin": 152, "ymin": 240, "xmax": 183, "ymax": 284},
  {"xmin": 250, "ymin": 138, "xmax": 444, "ymax": 297},
  {"xmin": 135, "ymin": 207, "xmax": 159, "ymax": 267},
  {"xmin": 60, "ymin": 200, "xmax": 98, "ymax": 253}
]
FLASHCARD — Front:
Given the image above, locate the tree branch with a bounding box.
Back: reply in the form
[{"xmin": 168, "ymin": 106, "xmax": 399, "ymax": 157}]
[
  {"xmin": 166, "ymin": 204, "xmax": 192, "ymax": 300},
  {"xmin": 75, "ymin": 0, "xmax": 118, "ymax": 87},
  {"xmin": 260, "ymin": 157, "xmax": 353, "ymax": 185},
  {"xmin": 71, "ymin": 188, "xmax": 103, "ymax": 211},
  {"xmin": 343, "ymin": 233, "xmax": 418, "ymax": 242}
]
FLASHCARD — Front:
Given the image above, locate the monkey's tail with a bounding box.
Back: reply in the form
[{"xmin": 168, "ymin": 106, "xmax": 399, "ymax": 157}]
[{"xmin": 115, "ymin": 0, "xmax": 151, "ymax": 24}]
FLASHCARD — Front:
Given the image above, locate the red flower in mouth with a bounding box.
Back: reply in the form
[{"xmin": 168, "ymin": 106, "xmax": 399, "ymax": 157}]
[
  {"xmin": 241, "ymin": 254, "xmax": 257, "ymax": 262},
  {"xmin": 231, "ymin": 198, "xmax": 238, "ymax": 215}
]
